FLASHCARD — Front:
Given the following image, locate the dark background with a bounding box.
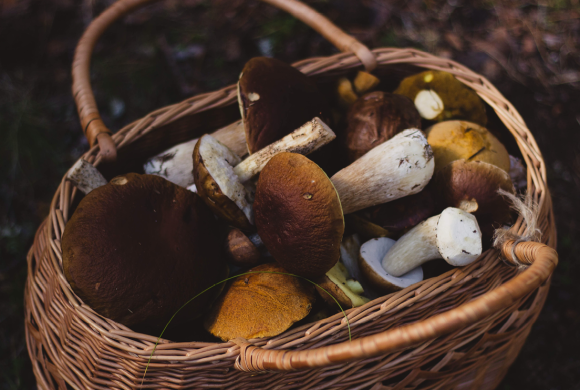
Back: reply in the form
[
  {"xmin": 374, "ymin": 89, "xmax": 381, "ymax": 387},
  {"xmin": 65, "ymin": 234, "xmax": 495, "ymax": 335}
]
[{"xmin": 1, "ymin": 0, "xmax": 579, "ymax": 388}]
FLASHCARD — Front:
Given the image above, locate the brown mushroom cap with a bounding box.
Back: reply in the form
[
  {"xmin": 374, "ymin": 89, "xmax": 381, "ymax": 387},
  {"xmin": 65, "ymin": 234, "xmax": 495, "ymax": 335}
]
[
  {"xmin": 204, "ymin": 263, "xmax": 315, "ymax": 341},
  {"xmin": 344, "ymin": 91, "xmax": 422, "ymax": 162},
  {"xmin": 254, "ymin": 153, "xmax": 345, "ymax": 278},
  {"xmin": 224, "ymin": 228, "xmax": 262, "ymax": 267},
  {"xmin": 394, "ymin": 70, "xmax": 487, "ymax": 125},
  {"xmin": 434, "ymin": 159, "xmax": 515, "ymax": 240},
  {"xmin": 238, "ymin": 57, "xmax": 331, "ymax": 153},
  {"xmin": 368, "ymin": 186, "xmax": 436, "ymax": 233},
  {"xmin": 62, "ymin": 173, "xmax": 227, "ymax": 330},
  {"xmin": 193, "ymin": 134, "xmax": 254, "ymax": 231},
  {"xmin": 426, "ymin": 120, "xmax": 510, "ymax": 172}
]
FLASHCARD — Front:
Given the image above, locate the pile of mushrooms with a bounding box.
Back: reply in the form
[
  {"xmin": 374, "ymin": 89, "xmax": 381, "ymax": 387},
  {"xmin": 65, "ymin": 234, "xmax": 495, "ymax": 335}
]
[{"xmin": 61, "ymin": 61, "xmax": 524, "ymax": 342}]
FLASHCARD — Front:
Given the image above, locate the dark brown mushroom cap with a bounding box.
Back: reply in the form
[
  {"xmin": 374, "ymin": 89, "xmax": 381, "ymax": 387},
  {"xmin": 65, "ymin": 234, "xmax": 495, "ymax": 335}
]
[
  {"xmin": 254, "ymin": 153, "xmax": 344, "ymax": 278},
  {"xmin": 394, "ymin": 70, "xmax": 487, "ymax": 126},
  {"xmin": 224, "ymin": 228, "xmax": 261, "ymax": 267},
  {"xmin": 434, "ymin": 159, "xmax": 515, "ymax": 240},
  {"xmin": 345, "ymin": 91, "xmax": 422, "ymax": 162},
  {"xmin": 193, "ymin": 135, "xmax": 253, "ymax": 232},
  {"xmin": 238, "ymin": 57, "xmax": 331, "ymax": 153},
  {"xmin": 62, "ymin": 173, "xmax": 227, "ymax": 330},
  {"xmin": 204, "ymin": 263, "xmax": 315, "ymax": 341},
  {"xmin": 369, "ymin": 186, "xmax": 436, "ymax": 233}
]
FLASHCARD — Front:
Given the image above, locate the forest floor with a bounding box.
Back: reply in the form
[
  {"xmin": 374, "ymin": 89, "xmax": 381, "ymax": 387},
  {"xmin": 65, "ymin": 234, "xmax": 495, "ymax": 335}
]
[{"xmin": 1, "ymin": 0, "xmax": 579, "ymax": 388}]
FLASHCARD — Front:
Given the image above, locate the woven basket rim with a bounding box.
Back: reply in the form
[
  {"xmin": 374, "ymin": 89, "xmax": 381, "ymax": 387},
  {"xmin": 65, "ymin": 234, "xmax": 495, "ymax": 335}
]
[{"xmin": 26, "ymin": 47, "xmax": 557, "ymax": 388}]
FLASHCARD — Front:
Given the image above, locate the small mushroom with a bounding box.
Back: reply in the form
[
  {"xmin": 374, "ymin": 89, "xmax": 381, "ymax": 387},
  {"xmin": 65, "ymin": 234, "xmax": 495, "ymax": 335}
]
[
  {"xmin": 344, "ymin": 91, "xmax": 422, "ymax": 162},
  {"xmin": 315, "ymin": 261, "xmax": 369, "ymax": 309},
  {"xmin": 238, "ymin": 57, "xmax": 331, "ymax": 154},
  {"xmin": 433, "ymin": 159, "xmax": 515, "ymax": 241},
  {"xmin": 425, "ymin": 120, "xmax": 510, "ymax": 172},
  {"xmin": 337, "ymin": 77, "xmax": 359, "ymax": 108},
  {"xmin": 394, "ymin": 70, "xmax": 487, "ymax": 125},
  {"xmin": 353, "ymin": 71, "xmax": 380, "ymax": 95},
  {"xmin": 382, "ymin": 207, "xmax": 482, "ymax": 277},
  {"xmin": 358, "ymin": 237, "xmax": 423, "ymax": 293},
  {"xmin": 339, "ymin": 234, "xmax": 362, "ymax": 282},
  {"xmin": 193, "ymin": 118, "xmax": 335, "ymax": 230},
  {"xmin": 143, "ymin": 120, "xmax": 246, "ymax": 188},
  {"xmin": 204, "ymin": 263, "xmax": 316, "ymax": 341},
  {"xmin": 62, "ymin": 171, "xmax": 227, "ymax": 330},
  {"xmin": 224, "ymin": 228, "xmax": 262, "ymax": 267}
]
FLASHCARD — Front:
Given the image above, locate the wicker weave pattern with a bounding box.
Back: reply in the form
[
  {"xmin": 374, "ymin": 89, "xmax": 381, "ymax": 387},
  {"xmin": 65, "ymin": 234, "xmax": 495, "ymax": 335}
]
[{"xmin": 26, "ymin": 49, "xmax": 556, "ymax": 389}]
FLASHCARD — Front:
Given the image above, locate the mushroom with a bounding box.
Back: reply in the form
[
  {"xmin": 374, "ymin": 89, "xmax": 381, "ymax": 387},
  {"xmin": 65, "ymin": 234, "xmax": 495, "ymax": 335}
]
[
  {"xmin": 254, "ymin": 129, "xmax": 434, "ymax": 278},
  {"xmin": 337, "ymin": 77, "xmax": 359, "ymax": 108},
  {"xmin": 394, "ymin": 70, "xmax": 487, "ymax": 125},
  {"xmin": 425, "ymin": 120, "xmax": 510, "ymax": 172},
  {"xmin": 353, "ymin": 71, "xmax": 380, "ymax": 95},
  {"xmin": 66, "ymin": 159, "xmax": 108, "ymax": 194},
  {"xmin": 382, "ymin": 207, "xmax": 482, "ymax": 277},
  {"xmin": 62, "ymin": 170, "xmax": 227, "ymax": 330},
  {"xmin": 193, "ymin": 117, "xmax": 335, "ymax": 230},
  {"xmin": 344, "ymin": 91, "xmax": 422, "ymax": 162},
  {"xmin": 433, "ymin": 159, "xmax": 515, "ymax": 241},
  {"xmin": 358, "ymin": 237, "xmax": 423, "ymax": 293},
  {"xmin": 368, "ymin": 185, "xmax": 436, "ymax": 235},
  {"xmin": 224, "ymin": 227, "xmax": 262, "ymax": 267},
  {"xmin": 238, "ymin": 57, "xmax": 331, "ymax": 154},
  {"xmin": 143, "ymin": 120, "xmax": 246, "ymax": 188},
  {"xmin": 204, "ymin": 263, "xmax": 316, "ymax": 341},
  {"xmin": 339, "ymin": 234, "xmax": 362, "ymax": 282},
  {"xmin": 315, "ymin": 261, "xmax": 369, "ymax": 309}
]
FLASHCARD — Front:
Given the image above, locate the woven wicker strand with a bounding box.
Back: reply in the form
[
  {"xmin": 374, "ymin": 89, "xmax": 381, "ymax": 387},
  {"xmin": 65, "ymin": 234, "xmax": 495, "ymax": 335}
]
[{"xmin": 25, "ymin": 0, "xmax": 557, "ymax": 388}]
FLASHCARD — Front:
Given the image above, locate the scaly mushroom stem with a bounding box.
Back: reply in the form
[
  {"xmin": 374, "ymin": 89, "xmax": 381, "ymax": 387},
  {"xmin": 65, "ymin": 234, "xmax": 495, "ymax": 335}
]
[
  {"xmin": 382, "ymin": 207, "xmax": 482, "ymax": 277},
  {"xmin": 66, "ymin": 159, "xmax": 107, "ymax": 194},
  {"xmin": 233, "ymin": 118, "xmax": 335, "ymax": 183},
  {"xmin": 143, "ymin": 120, "xmax": 246, "ymax": 188},
  {"xmin": 331, "ymin": 129, "xmax": 434, "ymax": 214}
]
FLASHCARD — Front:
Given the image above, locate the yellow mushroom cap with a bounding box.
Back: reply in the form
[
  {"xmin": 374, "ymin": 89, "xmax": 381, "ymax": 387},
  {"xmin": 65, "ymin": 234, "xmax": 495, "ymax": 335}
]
[
  {"xmin": 426, "ymin": 120, "xmax": 510, "ymax": 172},
  {"xmin": 204, "ymin": 263, "xmax": 315, "ymax": 341}
]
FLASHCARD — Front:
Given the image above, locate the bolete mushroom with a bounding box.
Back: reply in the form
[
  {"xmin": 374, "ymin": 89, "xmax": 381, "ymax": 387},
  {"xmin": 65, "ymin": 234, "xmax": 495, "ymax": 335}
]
[
  {"xmin": 238, "ymin": 57, "xmax": 331, "ymax": 154},
  {"xmin": 143, "ymin": 120, "xmax": 247, "ymax": 188},
  {"xmin": 344, "ymin": 91, "xmax": 422, "ymax": 162},
  {"xmin": 394, "ymin": 70, "xmax": 487, "ymax": 125},
  {"xmin": 315, "ymin": 261, "xmax": 369, "ymax": 309},
  {"xmin": 204, "ymin": 263, "xmax": 315, "ymax": 341},
  {"xmin": 382, "ymin": 207, "xmax": 482, "ymax": 277},
  {"xmin": 358, "ymin": 237, "xmax": 424, "ymax": 293},
  {"xmin": 193, "ymin": 118, "xmax": 336, "ymax": 230},
  {"xmin": 254, "ymin": 129, "xmax": 434, "ymax": 278},
  {"xmin": 433, "ymin": 159, "xmax": 515, "ymax": 240},
  {"xmin": 224, "ymin": 227, "xmax": 262, "ymax": 268},
  {"xmin": 62, "ymin": 171, "xmax": 227, "ymax": 330},
  {"xmin": 425, "ymin": 120, "xmax": 510, "ymax": 172}
]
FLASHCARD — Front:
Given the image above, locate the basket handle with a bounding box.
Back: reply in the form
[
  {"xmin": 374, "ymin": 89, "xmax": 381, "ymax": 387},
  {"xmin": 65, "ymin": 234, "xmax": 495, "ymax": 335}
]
[
  {"xmin": 233, "ymin": 240, "xmax": 558, "ymax": 372},
  {"xmin": 71, "ymin": 0, "xmax": 377, "ymax": 162}
]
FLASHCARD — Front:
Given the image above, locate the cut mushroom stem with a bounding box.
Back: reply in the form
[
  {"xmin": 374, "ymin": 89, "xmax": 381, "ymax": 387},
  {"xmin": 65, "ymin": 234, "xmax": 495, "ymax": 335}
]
[
  {"xmin": 233, "ymin": 118, "xmax": 335, "ymax": 183},
  {"xmin": 143, "ymin": 120, "xmax": 246, "ymax": 188},
  {"xmin": 359, "ymin": 237, "xmax": 424, "ymax": 293},
  {"xmin": 331, "ymin": 129, "xmax": 435, "ymax": 214},
  {"xmin": 66, "ymin": 159, "xmax": 107, "ymax": 194},
  {"xmin": 382, "ymin": 207, "xmax": 482, "ymax": 277}
]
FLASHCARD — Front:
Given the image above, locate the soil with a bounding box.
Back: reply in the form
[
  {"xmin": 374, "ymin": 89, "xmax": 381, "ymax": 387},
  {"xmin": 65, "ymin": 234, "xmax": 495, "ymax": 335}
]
[{"xmin": 1, "ymin": 0, "xmax": 579, "ymax": 389}]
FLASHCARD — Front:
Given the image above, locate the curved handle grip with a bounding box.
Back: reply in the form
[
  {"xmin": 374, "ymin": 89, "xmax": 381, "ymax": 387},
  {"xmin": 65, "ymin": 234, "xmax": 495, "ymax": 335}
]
[
  {"xmin": 233, "ymin": 240, "xmax": 558, "ymax": 372},
  {"xmin": 71, "ymin": 0, "xmax": 376, "ymax": 162}
]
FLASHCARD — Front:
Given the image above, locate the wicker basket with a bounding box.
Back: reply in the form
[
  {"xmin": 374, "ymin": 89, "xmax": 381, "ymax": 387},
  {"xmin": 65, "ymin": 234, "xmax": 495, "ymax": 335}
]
[{"xmin": 25, "ymin": 0, "xmax": 558, "ymax": 388}]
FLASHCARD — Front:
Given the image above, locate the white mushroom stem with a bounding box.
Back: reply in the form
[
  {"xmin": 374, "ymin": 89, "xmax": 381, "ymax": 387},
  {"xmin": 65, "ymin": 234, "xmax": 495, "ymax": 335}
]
[
  {"xmin": 233, "ymin": 117, "xmax": 335, "ymax": 183},
  {"xmin": 330, "ymin": 129, "xmax": 434, "ymax": 214},
  {"xmin": 143, "ymin": 120, "xmax": 246, "ymax": 188},
  {"xmin": 66, "ymin": 159, "xmax": 107, "ymax": 194},
  {"xmin": 382, "ymin": 207, "xmax": 482, "ymax": 277}
]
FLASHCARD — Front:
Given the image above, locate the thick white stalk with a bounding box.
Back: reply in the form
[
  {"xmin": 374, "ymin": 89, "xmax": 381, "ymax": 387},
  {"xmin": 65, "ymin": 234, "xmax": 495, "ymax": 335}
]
[
  {"xmin": 331, "ymin": 129, "xmax": 434, "ymax": 214},
  {"xmin": 233, "ymin": 118, "xmax": 335, "ymax": 183},
  {"xmin": 66, "ymin": 159, "xmax": 108, "ymax": 195},
  {"xmin": 382, "ymin": 208, "xmax": 482, "ymax": 277},
  {"xmin": 143, "ymin": 120, "xmax": 246, "ymax": 187}
]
